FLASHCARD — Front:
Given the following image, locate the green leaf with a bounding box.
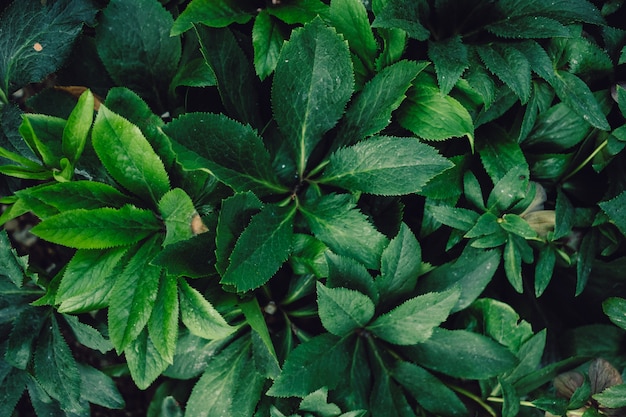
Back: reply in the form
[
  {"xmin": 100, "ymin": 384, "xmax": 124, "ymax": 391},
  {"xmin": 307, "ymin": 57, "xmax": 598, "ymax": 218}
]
[
  {"xmin": 185, "ymin": 336, "xmax": 265, "ymax": 417},
  {"xmin": 0, "ymin": 229, "xmax": 29, "ymax": 288},
  {"xmin": 335, "ymin": 60, "xmax": 427, "ymax": 147},
  {"xmin": 476, "ymin": 43, "xmax": 531, "ymax": 103},
  {"xmin": 6, "ymin": 307, "xmax": 46, "ymax": 369},
  {"xmin": 504, "ymin": 234, "xmax": 524, "ymax": 293},
  {"xmin": 534, "ymin": 245, "xmax": 556, "ymax": 297},
  {"xmin": 195, "ymin": 26, "xmax": 262, "ymax": 127},
  {"xmin": 486, "ymin": 165, "xmax": 529, "ymax": 212},
  {"xmin": 399, "ymin": 73, "xmax": 474, "ymax": 144},
  {"xmin": 272, "ymin": 17, "xmax": 354, "ymax": 177},
  {"xmin": 429, "ymin": 205, "xmax": 480, "ymax": 232},
  {"xmin": 299, "ymin": 387, "xmax": 342, "ymax": 416},
  {"xmin": 576, "ymin": 229, "xmax": 598, "ymax": 296},
  {"xmin": 372, "ymin": 0, "xmax": 430, "ymax": 41},
  {"xmin": 158, "ymin": 188, "xmax": 198, "ymax": 247},
  {"xmin": 148, "ymin": 274, "xmax": 179, "ymax": 364},
  {"xmin": 486, "ymin": 16, "xmax": 568, "ymax": 39},
  {"xmin": 56, "ymin": 247, "xmax": 128, "ymax": 313},
  {"xmin": 78, "ymin": 363, "xmax": 125, "ymax": 409},
  {"xmin": 504, "ymin": 330, "xmax": 546, "ymax": 387},
  {"xmin": 393, "ymin": 361, "xmax": 468, "ymax": 417},
  {"xmin": 497, "ymin": 0, "xmax": 604, "ymax": 25},
  {"xmin": 0, "ymin": 367, "xmax": 28, "ymax": 417},
  {"xmin": 418, "ymin": 246, "xmax": 501, "ymax": 312},
  {"xmin": 179, "ymin": 278, "xmax": 237, "ymax": 340},
  {"xmin": 367, "ymin": 287, "xmax": 459, "ymax": 345},
  {"xmin": 63, "ymin": 314, "xmax": 113, "ymax": 354},
  {"xmin": 124, "ymin": 327, "xmax": 170, "ymax": 390},
  {"xmin": 171, "ymin": 0, "xmax": 251, "ymax": 35},
  {"xmin": 268, "ymin": 333, "xmax": 351, "ymax": 397},
  {"xmin": 375, "ymin": 27, "xmax": 407, "ymax": 70},
  {"xmin": 478, "ymin": 129, "xmax": 528, "ymax": 184},
  {"xmin": 593, "ymin": 384, "xmax": 626, "ymax": 408},
  {"xmin": 34, "ymin": 315, "xmax": 82, "ymax": 412},
  {"xmin": 320, "ymin": 136, "xmax": 453, "ymax": 195},
  {"xmin": 602, "ymin": 297, "xmax": 626, "ymax": 331},
  {"xmin": 19, "ymin": 114, "xmax": 65, "ymax": 168},
  {"xmin": 252, "ymin": 11, "xmax": 286, "ymax": 80},
  {"xmin": 500, "ymin": 214, "xmax": 538, "ymax": 239},
  {"xmin": 599, "ymin": 190, "xmax": 626, "ymax": 237},
  {"xmin": 17, "ymin": 181, "xmax": 132, "ymax": 218},
  {"xmin": 62, "ymin": 89, "xmax": 93, "ymax": 164},
  {"xmin": 301, "ymin": 194, "xmax": 389, "ymax": 269},
  {"xmin": 31, "ymin": 205, "xmax": 160, "ymax": 249},
  {"xmin": 96, "ymin": 0, "xmax": 181, "ymax": 94},
  {"xmin": 402, "ymin": 328, "xmax": 518, "ymax": 379},
  {"xmin": 267, "ymin": 0, "xmax": 329, "ymax": 24},
  {"xmin": 221, "ymin": 204, "xmax": 295, "ymax": 292},
  {"xmin": 523, "ymin": 102, "xmax": 590, "ymax": 150},
  {"xmin": 108, "ymin": 237, "xmax": 162, "ymax": 352},
  {"xmin": 377, "ymin": 223, "xmax": 422, "ymax": 301},
  {"xmin": 92, "ymin": 105, "xmax": 170, "ymax": 203},
  {"xmin": 326, "ymin": 252, "xmax": 379, "ymax": 305},
  {"xmin": 552, "ymin": 70, "xmax": 610, "ymax": 130},
  {"xmin": 329, "ymin": 0, "xmax": 378, "ymax": 67},
  {"xmin": 243, "ymin": 301, "xmax": 280, "ymax": 379},
  {"xmin": 165, "ymin": 113, "xmax": 285, "ymax": 195},
  {"xmin": 214, "ymin": 192, "xmax": 263, "ymax": 275},
  {"xmin": 0, "ymin": 0, "xmax": 97, "ymax": 95},
  {"xmin": 428, "ymin": 35, "xmax": 469, "ymax": 96},
  {"xmin": 317, "ymin": 282, "xmax": 375, "ymax": 336}
]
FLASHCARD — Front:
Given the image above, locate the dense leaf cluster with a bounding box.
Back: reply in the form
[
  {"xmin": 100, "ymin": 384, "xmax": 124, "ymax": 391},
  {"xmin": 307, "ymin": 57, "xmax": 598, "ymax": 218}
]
[{"xmin": 1, "ymin": 0, "xmax": 626, "ymax": 416}]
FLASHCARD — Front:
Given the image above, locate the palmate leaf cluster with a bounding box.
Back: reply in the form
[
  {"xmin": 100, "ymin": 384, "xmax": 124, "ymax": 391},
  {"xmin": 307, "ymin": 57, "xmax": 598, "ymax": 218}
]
[{"xmin": 1, "ymin": 0, "xmax": 626, "ymax": 416}]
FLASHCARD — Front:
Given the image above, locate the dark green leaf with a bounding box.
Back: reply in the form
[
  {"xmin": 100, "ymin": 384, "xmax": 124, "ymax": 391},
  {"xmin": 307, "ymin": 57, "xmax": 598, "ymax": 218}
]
[
  {"xmin": 19, "ymin": 114, "xmax": 65, "ymax": 168},
  {"xmin": 504, "ymin": 234, "xmax": 524, "ymax": 293},
  {"xmin": 185, "ymin": 337, "xmax": 264, "ymax": 417},
  {"xmin": 301, "ymin": 194, "xmax": 388, "ymax": 269},
  {"xmin": 152, "ymin": 233, "xmax": 217, "ymax": 278},
  {"xmin": 317, "ymin": 282, "xmax": 375, "ymax": 336},
  {"xmin": 524, "ymin": 102, "xmax": 590, "ymax": 150},
  {"xmin": 335, "ymin": 60, "xmax": 427, "ymax": 147},
  {"xmin": 367, "ymin": 287, "xmax": 459, "ymax": 345},
  {"xmin": 299, "ymin": 387, "xmax": 342, "ymax": 416},
  {"xmin": 487, "ymin": 16, "xmax": 568, "ymax": 39},
  {"xmin": 164, "ymin": 113, "xmax": 286, "ymax": 196},
  {"xmin": 148, "ymin": 274, "xmax": 179, "ymax": 364},
  {"xmin": 96, "ymin": 0, "xmax": 181, "ymax": 94},
  {"xmin": 418, "ymin": 246, "xmax": 501, "ymax": 312},
  {"xmin": 0, "ymin": 230, "xmax": 29, "ymax": 288},
  {"xmin": 599, "ymin": 190, "xmax": 626, "ymax": 237},
  {"xmin": 78, "ymin": 363, "xmax": 125, "ymax": 409},
  {"xmin": 372, "ymin": 0, "xmax": 430, "ymax": 40},
  {"xmin": 221, "ymin": 205, "xmax": 295, "ymax": 292},
  {"xmin": 552, "ymin": 70, "xmax": 610, "ymax": 131},
  {"xmin": 267, "ymin": 0, "xmax": 329, "ymax": 24},
  {"xmin": 504, "ymin": 330, "xmax": 546, "ymax": 386},
  {"xmin": 602, "ymin": 297, "xmax": 626, "ymax": 331},
  {"xmin": 31, "ymin": 205, "xmax": 160, "ymax": 249},
  {"xmin": 6, "ymin": 307, "xmax": 46, "ymax": 369},
  {"xmin": 268, "ymin": 333, "xmax": 351, "ymax": 397},
  {"xmin": 34, "ymin": 316, "xmax": 82, "ymax": 412},
  {"xmin": 476, "ymin": 43, "xmax": 531, "ymax": 103},
  {"xmin": 478, "ymin": 129, "xmax": 528, "ymax": 184},
  {"xmin": 92, "ymin": 105, "xmax": 170, "ymax": 203},
  {"xmin": 496, "ymin": 0, "xmax": 604, "ymax": 25},
  {"xmin": 124, "ymin": 327, "xmax": 170, "ymax": 390},
  {"xmin": 158, "ymin": 188, "xmax": 197, "ymax": 247},
  {"xmin": 374, "ymin": 28, "xmax": 407, "ymax": 70},
  {"xmin": 108, "ymin": 236, "xmax": 162, "ymax": 352},
  {"xmin": 195, "ymin": 26, "xmax": 262, "ymax": 127},
  {"xmin": 320, "ymin": 136, "xmax": 452, "ymax": 195},
  {"xmin": 56, "ymin": 247, "xmax": 128, "ymax": 313},
  {"xmin": 399, "ymin": 73, "xmax": 474, "ymax": 144},
  {"xmin": 393, "ymin": 361, "xmax": 468, "ymax": 417},
  {"xmin": 500, "ymin": 214, "xmax": 538, "ymax": 239},
  {"xmin": 240, "ymin": 297, "xmax": 279, "ymax": 377},
  {"xmin": 534, "ymin": 245, "xmax": 556, "ymax": 297},
  {"xmin": 171, "ymin": 0, "xmax": 251, "ymax": 35},
  {"xmin": 576, "ymin": 229, "xmax": 598, "ymax": 296},
  {"xmin": 253, "ymin": 11, "xmax": 286, "ymax": 80},
  {"xmin": 402, "ymin": 328, "xmax": 518, "ymax": 379},
  {"xmin": 486, "ymin": 166, "xmax": 529, "ymax": 212},
  {"xmin": 0, "ymin": 0, "xmax": 97, "ymax": 95},
  {"xmin": 377, "ymin": 223, "xmax": 422, "ymax": 301},
  {"xmin": 326, "ymin": 252, "xmax": 379, "ymax": 305},
  {"xmin": 24, "ymin": 374, "xmax": 67, "ymax": 417},
  {"xmin": 428, "ymin": 36, "xmax": 468, "ymax": 96},
  {"xmin": 214, "ymin": 192, "xmax": 263, "ymax": 275},
  {"xmin": 179, "ymin": 279, "xmax": 237, "ymax": 340},
  {"xmin": 0, "ymin": 367, "xmax": 28, "ymax": 417},
  {"xmin": 499, "ymin": 378, "xmax": 520, "ymax": 417},
  {"xmin": 63, "ymin": 314, "xmax": 113, "ymax": 354},
  {"xmin": 465, "ymin": 212, "xmax": 501, "ymax": 238},
  {"xmin": 272, "ymin": 18, "xmax": 354, "ymax": 176},
  {"xmin": 429, "ymin": 205, "xmax": 480, "ymax": 232},
  {"xmin": 163, "ymin": 331, "xmax": 231, "ymax": 380},
  {"xmin": 290, "ymin": 234, "xmax": 329, "ymax": 278}
]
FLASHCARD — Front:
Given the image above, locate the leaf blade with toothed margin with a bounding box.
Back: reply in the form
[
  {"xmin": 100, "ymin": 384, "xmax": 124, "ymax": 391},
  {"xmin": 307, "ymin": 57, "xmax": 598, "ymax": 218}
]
[
  {"xmin": 179, "ymin": 278, "xmax": 237, "ymax": 340},
  {"xmin": 317, "ymin": 282, "xmax": 375, "ymax": 336}
]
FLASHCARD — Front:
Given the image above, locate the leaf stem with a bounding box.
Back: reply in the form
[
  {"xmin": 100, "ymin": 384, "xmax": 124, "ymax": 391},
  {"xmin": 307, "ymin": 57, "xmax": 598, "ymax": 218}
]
[
  {"xmin": 486, "ymin": 396, "xmax": 537, "ymax": 408},
  {"xmin": 447, "ymin": 384, "xmax": 498, "ymax": 417},
  {"xmin": 561, "ymin": 139, "xmax": 608, "ymax": 183}
]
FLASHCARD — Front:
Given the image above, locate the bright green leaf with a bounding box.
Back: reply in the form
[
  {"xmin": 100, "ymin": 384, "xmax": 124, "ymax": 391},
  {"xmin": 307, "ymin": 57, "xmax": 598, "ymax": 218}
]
[
  {"xmin": 500, "ymin": 214, "xmax": 538, "ymax": 239},
  {"xmin": 429, "ymin": 205, "xmax": 480, "ymax": 232},
  {"xmin": 367, "ymin": 287, "xmax": 459, "ymax": 345},
  {"xmin": 92, "ymin": 105, "xmax": 170, "ymax": 203},
  {"xmin": 593, "ymin": 384, "xmax": 626, "ymax": 408},
  {"xmin": 317, "ymin": 282, "xmax": 375, "ymax": 336},
  {"xmin": 179, "ymin": 278, "xmax": 237, "ymax": 340},
  {"xmin": 148, "ymin": 274, "xmax": 179, "ymax": 364},
  {"xmin": 31, "ymin": 205, "xmax": 160, "ymax": 249},
  {"xmin": 377, "ymin": 223, "xmax": 422, "ymax": 301},
  {"xmin": 253, "ymin": 11, "xmax": 286, "ymax": 80},
  {"xmin": 171, "ymin": 0, "xmax": 251, "ymax": 35},
  {"xmin": 63, "ymin": 314, "xmax": 113, "ymax": 354},
  {"xmin": 301, "ymin": 194, "xmax": 388, "ymax": 270},
  {"xmin": 330, "ymin": 0, "xmax": 378, "ymax": 67},
  {"xmin": 272, "ymin": 17, "xmax": 354, "ymax": 177},
  {"xmin": 124, "ymin": 327, "xmax": 170, "ymax": 390},
  {"xmin": 267, "ymin": 0, "xmax": 329, "ymax": 24},
  {"xmin": 221, "ymin": 204, "xmax": 295, "ymax": 292},
  {"xmin": 62, "ymin": 89, "xmax": 93, "ymax": 164},
  {"xmin": 320, "ymin": 136, "xmax": 453, "ymax": 195},
  {"xmin": 299, "ymin": 387, "xmax": 342, "ymax": 416},
  {"xmin": 19, "ymin": 114, "xmax": 65, "ymax": 168},
  {"xmin": 159, "ymin": 188, "xmax": 198, "ymax": 247}
]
